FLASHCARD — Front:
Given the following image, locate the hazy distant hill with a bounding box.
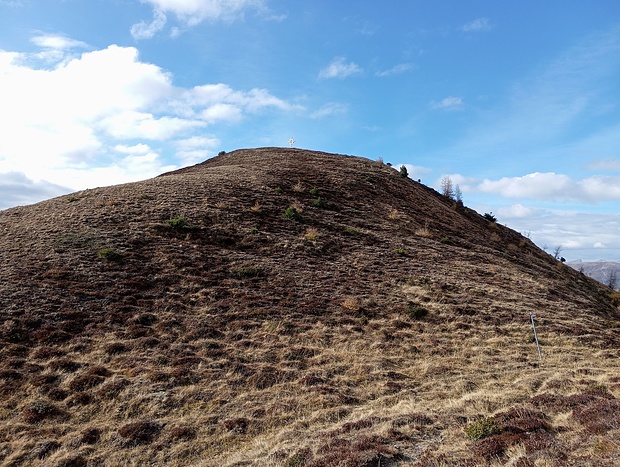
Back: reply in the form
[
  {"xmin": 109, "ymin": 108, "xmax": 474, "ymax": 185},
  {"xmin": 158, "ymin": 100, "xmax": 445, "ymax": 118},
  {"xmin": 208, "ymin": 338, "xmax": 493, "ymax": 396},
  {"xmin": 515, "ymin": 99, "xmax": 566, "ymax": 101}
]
[
  {"xmin": 567, "ymin": 261, "xmax": 620, "ymax": 290},
  {"xmin": 1, "ymin": 148, "xmax": 619, "ymax": 466}
]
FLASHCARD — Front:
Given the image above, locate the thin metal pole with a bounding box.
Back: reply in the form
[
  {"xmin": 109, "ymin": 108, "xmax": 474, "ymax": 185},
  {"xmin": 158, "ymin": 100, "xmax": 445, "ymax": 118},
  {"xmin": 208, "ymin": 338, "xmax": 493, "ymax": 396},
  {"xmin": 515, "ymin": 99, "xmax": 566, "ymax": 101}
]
[{"xmin": 530, "ymin": 313, "xmax": 542, "ymax": 361}]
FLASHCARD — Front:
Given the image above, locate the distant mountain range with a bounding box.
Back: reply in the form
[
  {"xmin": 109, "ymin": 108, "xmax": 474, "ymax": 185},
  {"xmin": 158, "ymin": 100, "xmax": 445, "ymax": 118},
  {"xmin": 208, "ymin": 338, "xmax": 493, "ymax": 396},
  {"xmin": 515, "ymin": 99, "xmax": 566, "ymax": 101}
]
[{"xmin": 567, "ymin": 260, "xmax": 620, "ymax": 290}]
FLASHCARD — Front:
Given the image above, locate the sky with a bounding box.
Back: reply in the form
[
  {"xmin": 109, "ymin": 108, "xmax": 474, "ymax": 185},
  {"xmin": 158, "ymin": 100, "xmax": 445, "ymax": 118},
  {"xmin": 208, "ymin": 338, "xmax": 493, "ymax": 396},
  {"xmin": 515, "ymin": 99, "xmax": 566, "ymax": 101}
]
[{"xmin": 1, "ymin": 1, "xmax": 620, "ymax": 262}]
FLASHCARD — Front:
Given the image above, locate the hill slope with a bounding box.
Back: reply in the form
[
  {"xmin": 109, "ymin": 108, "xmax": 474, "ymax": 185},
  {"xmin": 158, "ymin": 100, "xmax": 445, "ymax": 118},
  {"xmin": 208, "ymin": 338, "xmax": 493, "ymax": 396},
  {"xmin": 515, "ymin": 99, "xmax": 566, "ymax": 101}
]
[{"xmin": 1, "ymin": 148, "xmax": 619, "ymax": 466}]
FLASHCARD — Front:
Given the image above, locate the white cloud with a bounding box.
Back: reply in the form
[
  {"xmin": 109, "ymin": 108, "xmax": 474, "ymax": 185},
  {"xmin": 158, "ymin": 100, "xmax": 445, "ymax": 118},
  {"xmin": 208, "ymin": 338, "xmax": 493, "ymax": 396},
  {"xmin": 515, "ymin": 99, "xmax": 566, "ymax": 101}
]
[
  {"xmin": 375, "ymin": 63, "xmax": 413, "ymax": 77},
  {"xmin": 114, "ymin": 143, "xmax": 153, "ymax": 155},
  {"xmin": 0, "ymin": 172, "xmax": 71, "ymax": 210},
  {"xmin": 131, "ymin": 9, "xmax": 168, "ymax": 40},
  {"xmin": 461, "ymin": 17, "xmax": 491, "ymax": 32},
  {"xmin": 430, "ymin": 96, "xmax": 463, "ymax": 110},
  {"xmin": 496, "ymin": 203, "xmax": 539, "ymax": 218},
  {"xmin": 183, "ymin": 83, "xmax": 296, "ymax": 116},
  {"xmin": 133, "ymin": 0, "xmax": 265, "ymax": 36},
  {"xmin": 174, "ymin": 135, "xmax": 220, "ymax": 164},
  {"xmin": 30, "ymin": 34, "xmax": 89, "ymax": 50},
  {"xmin": 310, "ymin": 102, "xmax": 348, "ymax": 119},
  {"xmin": 318, "ymin": 57, "xmax": 362, "ymax": 79},
  {"xmin": 100, "ymin": 111, "xmax": 206, "ymax": 140},
  {"xmin": 478, "ymin": 172, "xmax": 620, "ymax": 202},
  {"xmin": 200, "ymin": 103, "xmax": 243, "ymax": 123},
  {"xmin": 0, "ymin": 38, "xmax": 295, "ymax": 198},
  {"xmin": 496, "ymin": 207, "xmax": 620, "ymax": 261}
]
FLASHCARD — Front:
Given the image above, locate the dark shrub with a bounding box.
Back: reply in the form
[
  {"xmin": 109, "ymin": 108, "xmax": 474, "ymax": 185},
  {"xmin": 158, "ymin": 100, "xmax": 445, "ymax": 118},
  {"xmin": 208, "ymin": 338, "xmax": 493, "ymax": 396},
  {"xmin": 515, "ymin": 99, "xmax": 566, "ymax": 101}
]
[
  {"xmin": 56, "ymin": 455, "xmax": 88, "ymax": 467},
  {"xmin": 118, "ymin": 420, "xmax": 162, "ymax": 446},
  {"xmin": 166, "ymin": 215, "xmax": 192, "ymax": 230},
  {"xmin": 48, "ymin": 358, "xmax": 81, "ymax": 372},
  {"xmin": 473, "ymin": 435, "xmax": 507, "ymax": 460},
  {"xmin": 572, "ymin": 398, "xmax": 620, "ymax": 434},
  {"xmin": 97, "ymin": 248, "xmax": 122, "ymax": 261},
  {"xmin": 80, "ymin": 427, "xmax": 101, "ymax": 444},
  {"xmin": 282, "ymin": 206, "xmax": 304, "ymax": 222},
  {"xmin": 223, "ymin": 417, "xmax": 248, "ymax": 434},
  {"xmin": 285, "ymin": 448, "xmax": 312, "ymax": 467},
  {"xmin": 97, "ymin": 378, "xmax": 130, "ymax": 399},
  {"xmin": 133, "ymin": 313, "xmax": 157, "ymax": 326},
  {"xmin": 406, "ymin": 303, "xmax": 429, "ymax": 320},
  {"xmin": 22, "ymin": 400, "xmax": 58, "ymax": 423},
  {"xmin": 105, "ymin": 342, "xmax": 130, "ymax": 355},
  {"xmin": 46, "ymin": 387, "xmax": 69, "ymax": 401},
  {"xmin": 65, "ymin": 391, "xmax": 92, "ymax": 406},
  {"xmin": 168, "ymin": 425, "xmax": 197, "ymax": 441},
  {"xmin": 0, "ymin": 369, "xmax": 22, "ymax": 381},
  {"xmin": 312, "ymin": 197, "xmax": 327, "ymax": 208},
  {"xmin": 69, "ymin": 374, "xmax": 105, "ymax": 392}
]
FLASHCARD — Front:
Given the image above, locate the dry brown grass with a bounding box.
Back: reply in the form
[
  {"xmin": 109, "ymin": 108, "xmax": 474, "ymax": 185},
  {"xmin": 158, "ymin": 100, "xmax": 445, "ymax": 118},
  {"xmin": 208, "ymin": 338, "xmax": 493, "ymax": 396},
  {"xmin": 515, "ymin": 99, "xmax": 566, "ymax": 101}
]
[{"xmin": 1, "ymin": 147, "xmax": 619, "ymax": 466}]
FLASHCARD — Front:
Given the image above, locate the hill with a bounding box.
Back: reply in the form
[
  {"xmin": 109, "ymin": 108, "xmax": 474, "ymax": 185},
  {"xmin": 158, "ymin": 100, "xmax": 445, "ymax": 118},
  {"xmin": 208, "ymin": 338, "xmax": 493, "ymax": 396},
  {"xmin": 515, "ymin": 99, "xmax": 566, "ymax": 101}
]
[{"xmin": 1, "ymin": 147, "xmax": 619, "ymax": 466}]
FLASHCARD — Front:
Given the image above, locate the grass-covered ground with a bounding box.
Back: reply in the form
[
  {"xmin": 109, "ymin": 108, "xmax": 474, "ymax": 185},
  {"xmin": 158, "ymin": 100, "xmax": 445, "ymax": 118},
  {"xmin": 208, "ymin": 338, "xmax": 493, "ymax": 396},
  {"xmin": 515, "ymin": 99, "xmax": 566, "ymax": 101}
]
[{"xmin": 1, "ymin": 148, "xmax": 619, "ymax": 466}]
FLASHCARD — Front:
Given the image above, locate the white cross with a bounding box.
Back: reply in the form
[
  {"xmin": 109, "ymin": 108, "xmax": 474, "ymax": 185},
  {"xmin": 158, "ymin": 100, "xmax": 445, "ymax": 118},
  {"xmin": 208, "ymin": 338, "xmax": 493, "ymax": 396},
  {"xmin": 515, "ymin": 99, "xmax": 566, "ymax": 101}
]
[{"xmin": 288, "ymin": 137, "xmax": 295, "ymax": 148}]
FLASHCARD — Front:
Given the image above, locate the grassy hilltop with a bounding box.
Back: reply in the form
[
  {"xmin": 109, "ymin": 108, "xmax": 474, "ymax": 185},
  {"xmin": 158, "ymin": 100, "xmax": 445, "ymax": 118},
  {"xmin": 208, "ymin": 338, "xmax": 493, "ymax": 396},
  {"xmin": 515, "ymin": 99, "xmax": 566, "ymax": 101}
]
[{"xmin": 1, "ymin": 148, "xmax": 619, "ymax": 466}]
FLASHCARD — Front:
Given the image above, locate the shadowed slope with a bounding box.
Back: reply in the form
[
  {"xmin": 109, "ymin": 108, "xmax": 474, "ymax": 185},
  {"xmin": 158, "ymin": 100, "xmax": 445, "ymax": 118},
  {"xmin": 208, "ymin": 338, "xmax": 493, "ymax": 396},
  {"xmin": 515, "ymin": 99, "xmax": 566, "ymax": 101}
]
[{"xmin": 1, "ymin": 148, "xmax": 619, "ymax": 466}]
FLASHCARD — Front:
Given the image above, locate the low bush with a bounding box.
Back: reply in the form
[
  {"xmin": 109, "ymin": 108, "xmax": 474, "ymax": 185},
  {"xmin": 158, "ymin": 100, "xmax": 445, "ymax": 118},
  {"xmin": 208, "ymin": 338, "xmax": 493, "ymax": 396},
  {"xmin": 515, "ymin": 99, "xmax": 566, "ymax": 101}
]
[
  {"xmin": 223, "ymin": 417, "xmax": 248, "ymax": 434},
  {"xmin": 79, "ymin": 427, "xmax": 101, "ymax": 444},
  {"xmin": 282, "ymin": 206, "xmax": 304, "ymax": 222},
  {"xmin": 168, "ymin": 425, "xmax": 197, "ymax": 441},
  {"xmin": 97, "ymin": 247, "xmax": 122, "ymax": 261},
  {"xmin": 97, "ymin": 378, "xmax": 130, "ymax": 399},
  {"xmin": 166, "ymin": 215, "xmax": 192, "ymax": 230},
  {"xmin": 233, "ymin": 265, "xmax": 264, "ymax": 279},
  {"xmin": 118, "ymin": 420, "xmax": 162, "ymax": 446},
  {"xmin": 344, "ymin": 226, "xmax": 360, "ymax": 236},
  {"xmin": 56, "ymin": 455, "xmax": 88, "ymax": 467},
  {"xmin": 285, "ymin": 448, "xmax": 312, "ymax": 466},
  {"xmin": 104, "ymin": 342, "xmax": 130, "ymax": 355},
  {"xmin": 464, "ymin": 417, "xmax": 500, "ymax": 440},
  {"xmin": 407, "ymin": 303, "xmax": 428, "ymax": 320},
  {"xmin": 48, "ymin": 358, "xmax": 81, "ymax": 372},
  {"xmin": 304, "ymin": 227, "xmax": 320, "ymax": 242},
  {"xmin": 69, "ymin": 374, "xmax": 105, "ymax": 391},
  {"xmin": 312, "ymin": 197, "xmax": 327, "ymax": 208},
  {"xmin": 22, "ymin": 400, "xmax": 58, "ymax": 423}
]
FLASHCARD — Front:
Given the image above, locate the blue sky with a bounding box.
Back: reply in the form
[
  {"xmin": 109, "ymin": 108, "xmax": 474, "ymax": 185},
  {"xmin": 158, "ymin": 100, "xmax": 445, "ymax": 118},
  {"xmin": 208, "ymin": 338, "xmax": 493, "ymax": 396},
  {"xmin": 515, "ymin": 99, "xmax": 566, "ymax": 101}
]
[{"xmin": 1, "ymin": 1, "xmax": 619, "ymax": 261}]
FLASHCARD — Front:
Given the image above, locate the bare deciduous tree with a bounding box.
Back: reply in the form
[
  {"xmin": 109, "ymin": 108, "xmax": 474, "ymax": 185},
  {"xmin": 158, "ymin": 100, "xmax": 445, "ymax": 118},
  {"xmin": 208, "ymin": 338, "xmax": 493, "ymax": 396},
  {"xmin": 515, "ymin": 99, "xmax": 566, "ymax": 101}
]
[
  {"xmin": 455, "ymin": 184, "xmax": 463, "ymax": 203},
  {"xmin": 553, "ymin": 245, "xmax": 563, "ymax": 260},
  {"xmin": 441, "ymin": 176, "xmax": 454, "ymax": 200}
]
